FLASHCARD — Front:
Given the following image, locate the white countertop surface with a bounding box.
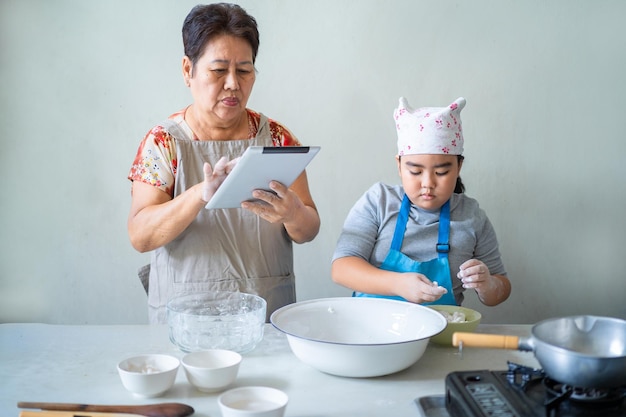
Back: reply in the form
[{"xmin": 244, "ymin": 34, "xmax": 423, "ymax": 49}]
[{"xmin": 0, "ymin": 323, "xmax": 540, "ymax": 417}]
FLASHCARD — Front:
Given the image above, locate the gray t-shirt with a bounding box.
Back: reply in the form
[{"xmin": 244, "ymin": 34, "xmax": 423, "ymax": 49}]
[{"xmin": 332, "ymin": 182, "xmax": 507, "ymax": 304}]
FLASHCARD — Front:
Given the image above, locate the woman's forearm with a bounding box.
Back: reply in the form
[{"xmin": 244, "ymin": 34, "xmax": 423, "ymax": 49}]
[
  {"xmin": 128, "ymin": 183, "xmax": 206, "ymax": 252},
  {"xmin": 283, "ymin": 204, "xmax": 320, "ymax": 244}
]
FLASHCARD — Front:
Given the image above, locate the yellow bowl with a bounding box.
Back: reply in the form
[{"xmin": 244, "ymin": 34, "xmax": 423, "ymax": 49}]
[{"xmin": 428, "ymin": 305, "xmax": 482, "ymax": 346}]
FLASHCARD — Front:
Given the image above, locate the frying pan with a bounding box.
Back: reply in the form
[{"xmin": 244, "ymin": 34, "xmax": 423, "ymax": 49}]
[{"xmin": 452, "ymin": 315, "xmax": 626, "ymax": 388}]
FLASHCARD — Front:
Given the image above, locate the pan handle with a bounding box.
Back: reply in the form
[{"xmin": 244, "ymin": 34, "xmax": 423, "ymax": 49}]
[{"xmin": 452, "ymin": 332, "xmax": 522, "ymax": 350}]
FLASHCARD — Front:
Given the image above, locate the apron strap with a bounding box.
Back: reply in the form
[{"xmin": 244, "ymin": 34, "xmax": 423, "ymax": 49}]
[
  {"xmin": 390, "ymin": 195, "xmax": 411, "ymax": 251},
  {"xmin": 391, "ymin": 195, "xmax": 451, "ymax": 260},
  {"xmin": 437, "ymin": 200, "xmax": 451, "ymax": 260}
]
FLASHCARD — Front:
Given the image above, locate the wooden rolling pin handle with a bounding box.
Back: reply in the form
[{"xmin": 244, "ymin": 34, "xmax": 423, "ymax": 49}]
[
  {"xmin": 20, "ymin": 412, "xmax": 139, "ymax": 417},
  {"xmin": 20, "ymin": 413, "xmax": 70, "ymax": 417},
  {"xmin": 452, "ymin": 332, "xmax": 520, "ymax": 349},
  {"xmin": 17, "ymin": 402, "xmax": 194, "ymax": 417}
]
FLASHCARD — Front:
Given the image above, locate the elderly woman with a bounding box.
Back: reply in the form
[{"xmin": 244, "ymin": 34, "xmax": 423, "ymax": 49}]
[{"xmin": 127, "ymin": 3, "xmax": 320, "ymax": 323}]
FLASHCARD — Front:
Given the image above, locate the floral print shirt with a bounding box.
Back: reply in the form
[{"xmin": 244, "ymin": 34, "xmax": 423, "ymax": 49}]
[{"xmin": 128, "ymin": 108, "xmax": 301, "ymax": 196}]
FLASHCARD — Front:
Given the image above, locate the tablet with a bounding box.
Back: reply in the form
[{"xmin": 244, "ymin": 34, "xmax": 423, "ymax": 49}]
[{"xmin": 205, "ymin": 146, "xmax": 320, "ymax": 209}]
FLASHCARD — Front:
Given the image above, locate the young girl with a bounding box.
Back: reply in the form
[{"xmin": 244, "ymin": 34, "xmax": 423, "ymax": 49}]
[{"xmin": 331, "ymin": 97, "xmax": 510, "ymax": 306}]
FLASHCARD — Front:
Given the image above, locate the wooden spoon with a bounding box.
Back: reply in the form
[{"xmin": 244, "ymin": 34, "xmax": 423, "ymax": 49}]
[
  {"xmin": 17, "ymin": 402, "xmax": 194, "ymax": 417},
  {"xmin": 20, "ymin": 412, "xmax": 142, "ymax": 417}
]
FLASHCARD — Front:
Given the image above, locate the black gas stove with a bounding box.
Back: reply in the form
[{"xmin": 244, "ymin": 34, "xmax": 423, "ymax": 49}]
[{"xmin": 416, "ymin": 362, "xmax": 626, "ymax": 417}]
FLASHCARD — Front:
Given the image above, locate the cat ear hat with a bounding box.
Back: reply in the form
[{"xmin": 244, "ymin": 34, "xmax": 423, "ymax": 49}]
[{"xmin": 394, "ymin": 97, "xmax": 466, "ymax": 156}]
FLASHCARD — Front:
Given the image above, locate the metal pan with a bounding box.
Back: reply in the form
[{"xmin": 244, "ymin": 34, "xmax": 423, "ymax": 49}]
[{"xmin": 452, "ymin": 315, "xmax": 626, "ymax": 388}]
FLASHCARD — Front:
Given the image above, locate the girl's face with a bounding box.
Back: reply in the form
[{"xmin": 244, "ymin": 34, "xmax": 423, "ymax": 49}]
[
  {"xmin": 396, "ymin": 153, "xmax": 462, "ymax": 211},
  {"xmin": 183, "ymin": 34, "xmax": 256, "ymax": 126}
]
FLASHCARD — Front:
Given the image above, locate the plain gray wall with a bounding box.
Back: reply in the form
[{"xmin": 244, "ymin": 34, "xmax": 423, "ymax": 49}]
[{"xmin": 1, "ymin": 0, "xmax": 624, "ymax": 324}]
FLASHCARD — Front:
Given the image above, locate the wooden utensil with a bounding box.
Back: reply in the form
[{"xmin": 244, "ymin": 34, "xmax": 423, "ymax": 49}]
[
  {"xmin": 20, "ymin": 412, "xmax": 142, "ymax": 417},
  {"xmin": 17, "ymin": 402, "xmax": 194, "ymax": 417}
]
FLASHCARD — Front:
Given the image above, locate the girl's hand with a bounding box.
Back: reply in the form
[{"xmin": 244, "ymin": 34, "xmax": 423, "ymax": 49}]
[
  {"xmin": 457, "ymin": 259, "xmax": 493, "ymax": 289},
  {"xmin": 396, "ymin": 272, "xmax": 448, "ymax": 304},
  {"xmin": 458, "ymin": 259, "xmax": 500, "ymax": 302},
  {"xmin": 458, "ymin": 259, "xmax": 512, "ymax": 306}
]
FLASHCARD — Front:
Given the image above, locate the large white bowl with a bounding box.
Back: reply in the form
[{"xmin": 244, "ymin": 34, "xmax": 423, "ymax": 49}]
[{"xmin": 270, "ymin": 297, "xmax": 446, "ymax": 377}]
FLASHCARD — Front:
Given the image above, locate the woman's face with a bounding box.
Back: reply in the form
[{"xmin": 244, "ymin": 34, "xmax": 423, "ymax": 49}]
[
  {"xmin": 183, "ymin": 34, "xmax": 256, "ymax": 126},
  {"xmin": 396, "ymin": 153, "xmax": 462, "ymax": 211}
]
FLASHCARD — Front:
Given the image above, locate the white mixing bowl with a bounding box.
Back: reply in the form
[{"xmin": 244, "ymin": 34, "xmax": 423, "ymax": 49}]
[{"xmin": 270, "ymin": 297, "xmax": 446, "ymax": 377}]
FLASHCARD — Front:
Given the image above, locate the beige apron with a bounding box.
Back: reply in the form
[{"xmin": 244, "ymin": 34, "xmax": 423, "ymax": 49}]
[{"xmin": 145, "ymin": 114, "xmax": 295, "ymax": 323}]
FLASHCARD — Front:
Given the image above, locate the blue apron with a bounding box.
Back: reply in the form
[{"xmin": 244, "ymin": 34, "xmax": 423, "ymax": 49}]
[{"xmin": 354, "ymin": 194, "xmax": 457, "ymax": 305}]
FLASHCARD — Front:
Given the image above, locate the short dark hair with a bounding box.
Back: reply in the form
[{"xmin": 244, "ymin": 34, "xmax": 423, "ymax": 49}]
[{"xmin": 182, "ymin": 3, "xmax": 260, "ymax": 72}]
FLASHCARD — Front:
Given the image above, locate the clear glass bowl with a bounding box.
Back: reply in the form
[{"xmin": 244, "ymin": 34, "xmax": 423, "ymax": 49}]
[{"xmin": 167, "ymin": 291, "xmax": 267, "ymax": 354}]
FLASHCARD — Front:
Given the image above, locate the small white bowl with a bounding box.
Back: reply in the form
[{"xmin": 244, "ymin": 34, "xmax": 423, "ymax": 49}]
[
  {"xmin": 181, "ymin": 349, "xmax": 242, "ymax": 392},
  {"xmin": 218, "ymin": 386, "xmax": 288, "ymax": 417},
  {"xmin": 117, "ymin": 354, "xmax": 180, "ymax": 398}
]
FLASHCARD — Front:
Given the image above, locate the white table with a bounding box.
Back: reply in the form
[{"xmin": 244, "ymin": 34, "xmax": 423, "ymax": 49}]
[{"xmin": 0, "ymin": 323, "xmax": 539, "ymax": 417}]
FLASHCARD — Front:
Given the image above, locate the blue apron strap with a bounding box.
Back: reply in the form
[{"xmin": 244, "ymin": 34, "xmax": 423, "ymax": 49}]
[
  {"xmin": 436, "ymin": 200, "xmax": 451, "ymax": 260},
  {"xmin": 390, "ymin": 194, "xmax": 411, "ymax": 251}
]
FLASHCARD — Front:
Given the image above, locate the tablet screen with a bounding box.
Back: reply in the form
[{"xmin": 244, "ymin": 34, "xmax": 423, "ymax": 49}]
[{"xmin": 205, "ymin": 146, "xmax": 320, "ymax": 209}]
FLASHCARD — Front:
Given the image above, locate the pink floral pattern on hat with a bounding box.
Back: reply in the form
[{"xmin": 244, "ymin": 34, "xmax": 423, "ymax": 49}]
[{"xmin": 394, "ymin": 97, "xmax": 466, "ymax": 156}]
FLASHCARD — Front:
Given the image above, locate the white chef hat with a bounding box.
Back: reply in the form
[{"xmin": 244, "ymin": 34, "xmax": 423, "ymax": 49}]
[{"xmin": 394, "ymin": 97, "xmax": 466, "ymax": 156}]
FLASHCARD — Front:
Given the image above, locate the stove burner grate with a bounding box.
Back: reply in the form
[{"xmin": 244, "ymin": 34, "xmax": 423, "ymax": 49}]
[
  {"xmin": 505, "ymin": 361, "xmax": 545, "ymax": 390},
  {"xmin": 544, "ymin": 377, "xmax": 626, "ymax": 407}
]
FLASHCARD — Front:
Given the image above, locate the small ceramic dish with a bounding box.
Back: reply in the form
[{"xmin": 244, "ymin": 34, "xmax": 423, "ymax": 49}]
[
  {"xmin": 117, "ymin": 354, "xmax": 179, "ymax": 398},
  {"xmin": 218, "ymin": 386, "xmax": 288, "ymax": 417},
  {"xmin": 181, "ymin": 349, "xmax": 242, "ymax": 392}
]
